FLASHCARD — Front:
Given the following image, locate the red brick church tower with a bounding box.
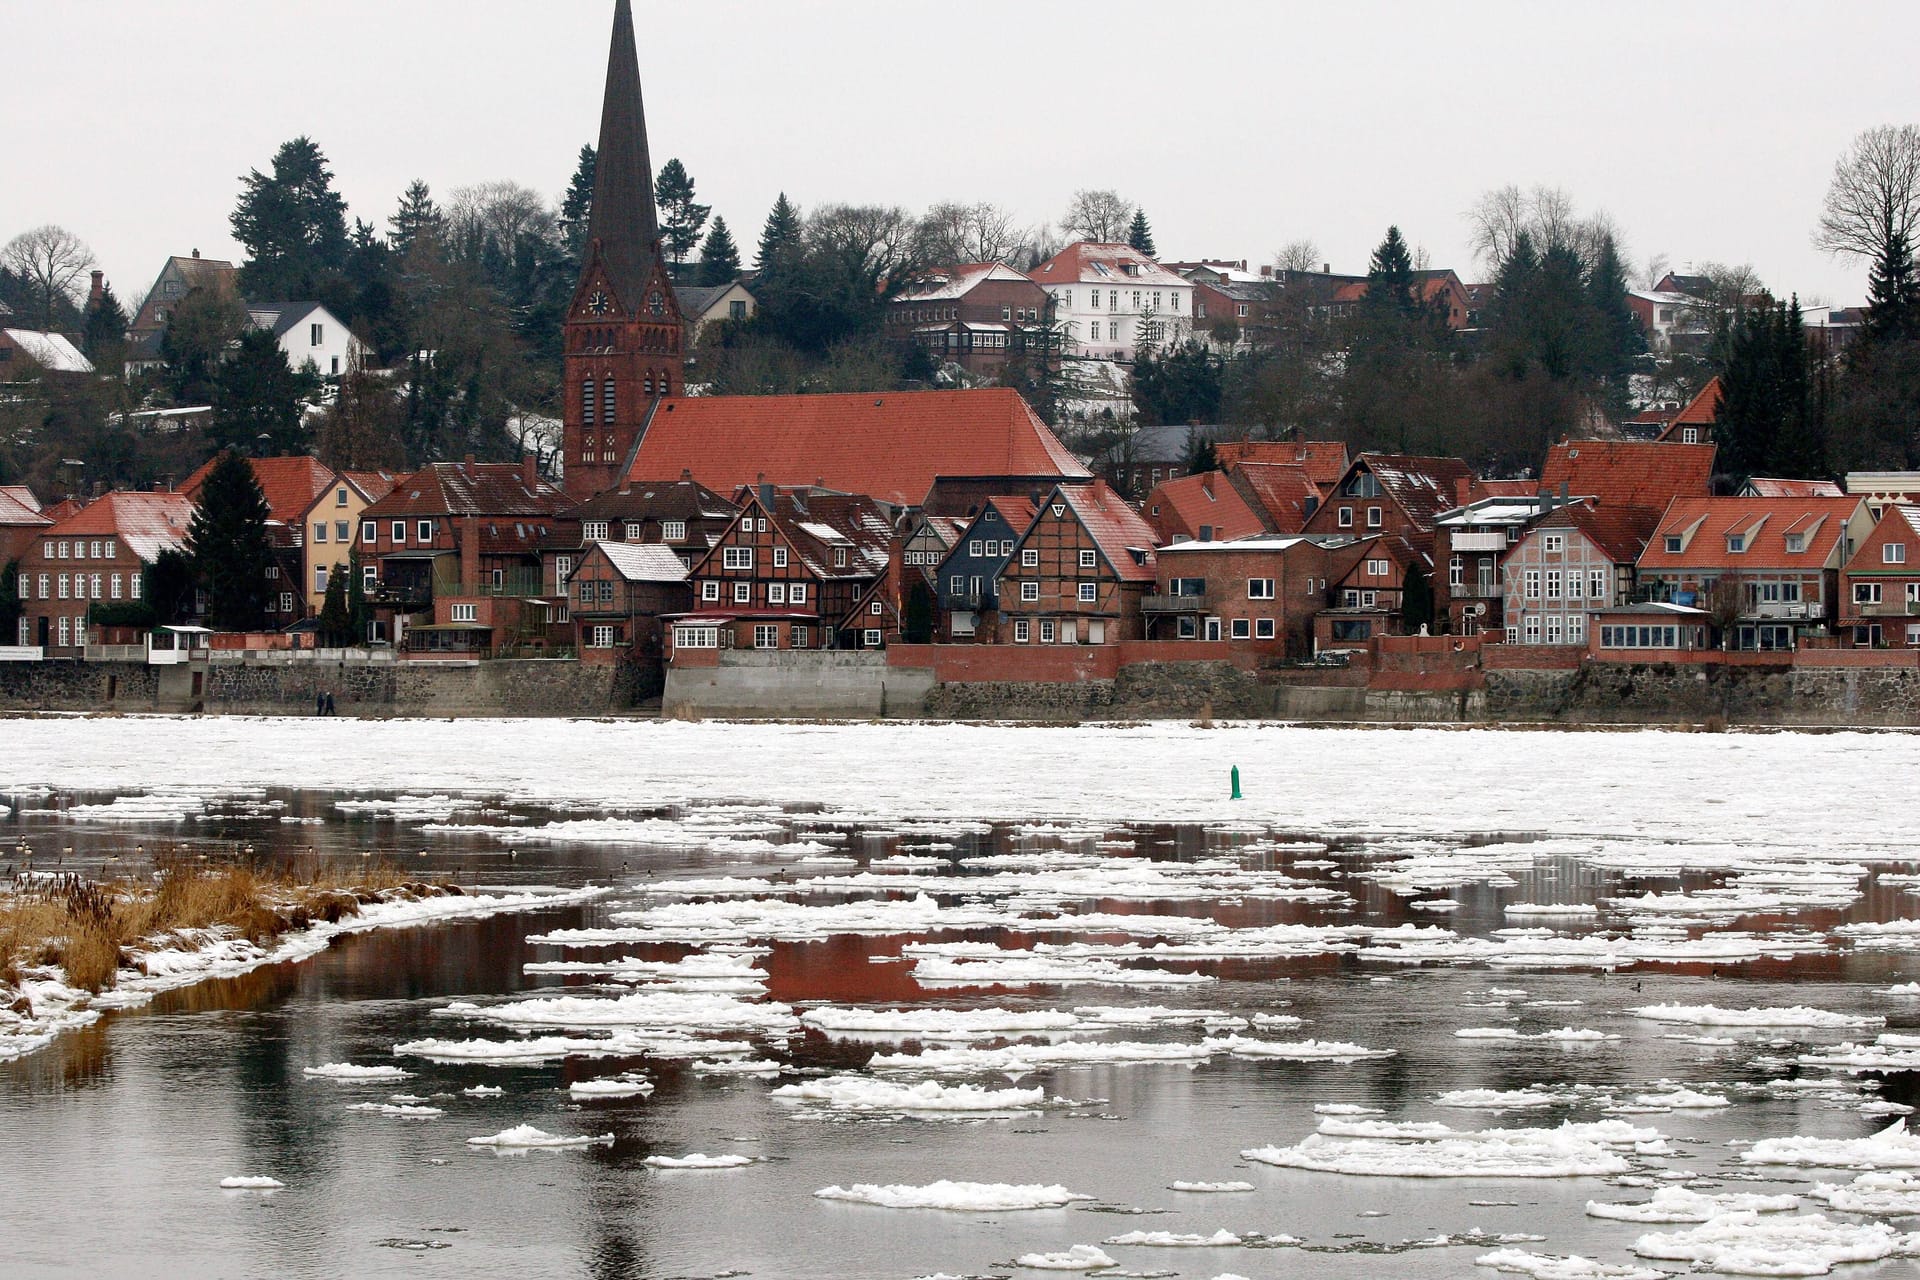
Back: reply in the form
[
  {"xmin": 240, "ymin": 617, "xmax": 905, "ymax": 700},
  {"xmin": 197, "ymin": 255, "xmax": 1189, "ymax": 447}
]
[{"xmin": 563, "ymin": 0, "xmax": 684, "ymax": 499}]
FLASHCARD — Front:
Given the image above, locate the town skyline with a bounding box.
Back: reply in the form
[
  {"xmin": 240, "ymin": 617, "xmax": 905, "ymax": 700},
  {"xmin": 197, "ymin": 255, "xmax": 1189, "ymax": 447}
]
[{"xmin": 5, "ymin": 0, "xmax": 1915, "ymax": 307}]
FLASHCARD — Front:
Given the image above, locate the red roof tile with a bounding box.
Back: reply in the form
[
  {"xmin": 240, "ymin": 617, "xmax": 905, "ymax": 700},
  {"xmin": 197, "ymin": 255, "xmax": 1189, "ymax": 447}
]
[
  {"xmin": 0, "ymin": 489, "xmax": 50, "ymax": 527},
  {"xmin": 625, "ymin": 388, "xmax": 1087, "ymax": 507},
  {"xmin": 1027, "ymin": 242, "xmax": 1188, "ymax": 290},
  {"xmin": 343, "ymin": 470, "xmax": 400, "ymax": 504},
  {"xmin": 1226, "ymin": 463, "xmax": 1320, "ymax": 532},
  {"xmin": 1215, "ymin": 440, "xmax": 1350, "ymax": 491},
  {"xmin": 182, "ymin": 454, "xmax": 336, "ymax": 526},
  {"xmin": 1638, "ymin": 496, "xmax": 1863, "ymax": 571},
  {"xmin": 1059, "ymin": 480, "xmax": 1158, "ymax": 582},
  {"xmin": 1144, "ymin": 471, "xmax": 1265, "ymax": 543},
  {"xmin": 1529, "ymin": 501, "xmax": 1662, "ymax": 564},
  {"xmin": 1655, "ymin": 377, "xmax": 1724, "ymax": 440},
  {"xmin": 364, "ymin": 462, "xmax": 570, "ymax": 521},
  {"xmin": 1746, "ymin": 477, "xmax": 1843, "ymax": 498},
  {"xmin": 1347, "ymin": 453, "xmax": 1478, "ymax": 532},
  {"xmin": 1539, "ymin": 440, "xmax": 1717, "ymax": 511},
  {"xmin": 42, "ymin": 491, "xmax": 194, "ymax": 562}
]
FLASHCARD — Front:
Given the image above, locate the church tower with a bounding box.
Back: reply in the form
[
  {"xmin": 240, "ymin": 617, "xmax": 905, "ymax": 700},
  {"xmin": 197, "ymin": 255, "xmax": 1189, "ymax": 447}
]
[{"xmin": 563, "ymin": 0, "xmax": 684, "ymax": 500}]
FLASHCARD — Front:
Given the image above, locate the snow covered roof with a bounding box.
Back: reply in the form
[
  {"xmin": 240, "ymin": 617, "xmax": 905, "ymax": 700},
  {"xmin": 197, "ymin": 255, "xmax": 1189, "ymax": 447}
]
[
  {"xmin": 1629, "ymin": 289, "xmax": 1700, "ymax": 306},
  {"xmin": 1159, "ymin": 534, "xmax": 1354, "ymax": 554},
  {"xmin": 797, "ymin": 520, "xmax": 850, "ymax": 545},
  {"xmin": 1029, "ymin": 243, "xmax": 1188, "ymax": 290},
  {"xmin": 44, "ymin": 491, "xmax": 194, "ymax": 563},
  {"xmin": 593, "ymin": 541, "xmax": 689, "ymax": 583},
  {"xmin": 3, "ymin": 329, "xmax": 94, "ymax": 374},
  {"xmin": 0, "ymin": 488, "xmax": 50, "ymax": 528},
  {"xmin": 896, "ymin": 262, "xmax": 1036, "ymax": 302}
]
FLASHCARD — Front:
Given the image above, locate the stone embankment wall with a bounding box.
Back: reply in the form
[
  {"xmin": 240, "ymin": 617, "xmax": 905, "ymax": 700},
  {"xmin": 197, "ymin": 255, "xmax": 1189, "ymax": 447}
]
[
  {"xmin": 1486, "ymin": 662, "xmax": 1920, "ymax": 726},
  {"xmin": 923, "ymin": 661, "xmax": 1268, "ymax": 721},
  {"xmin": 664, "ymin": 650, "xmax": 935, "ymax": 718}
]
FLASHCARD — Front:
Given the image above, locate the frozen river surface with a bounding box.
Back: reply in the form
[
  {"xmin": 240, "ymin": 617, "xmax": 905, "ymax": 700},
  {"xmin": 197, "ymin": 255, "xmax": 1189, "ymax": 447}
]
[{"xmin": 4, "ymin": 717, "xmax": 1920, "ymax": 1279}]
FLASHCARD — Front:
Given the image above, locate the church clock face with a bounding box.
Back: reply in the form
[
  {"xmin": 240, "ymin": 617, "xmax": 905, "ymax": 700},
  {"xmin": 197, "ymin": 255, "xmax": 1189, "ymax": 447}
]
[
  {"xmin": 646, "ymin": 289, "xmax": 666, "ymax": 317},
  {"xmin": 586, "ymin": 290, "xmax": 612, "ymax": 315}
]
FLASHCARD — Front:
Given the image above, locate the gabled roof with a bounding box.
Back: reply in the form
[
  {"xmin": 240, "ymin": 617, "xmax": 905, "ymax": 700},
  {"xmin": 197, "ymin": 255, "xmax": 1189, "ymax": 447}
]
[
  {"xmin": 1538, "ymin": 439, "xmax": 1717, "ymax": 511},
  {"xmin": 1528, "ymin": 501, "xmax": 1663, "ymax": 565},
  {"xmin": 1145, "ymin": 471, "xmax": 1265, "ymax": 543},
  {"xmin": 342, "ymin": 470, "xmax": 400, "ymax": 504},
  {"xmin": 43, "ymin": 491, "xmax": 194, "ymax": 563},
  {"xmin": 1638, "ymin": 496, "xmax": 1862, "ymax": 570},
  {"xmin": 3, "ymin": 329, "xmax": 93, "ymax": 374},
  {"xmin": 1347, "ymin": 453, "xmax": 1478, "ymax": 532},
  {"xmin": 1215, "ymin": 440, "xmax": 1349, "ymax": 490},
  {"xmin": 1028, "ymin": 242, "xmax": 1188, "ymax": 290},
  {"xmin": 0, "ymin": 484, "xmax": 42, "ymax": 512},
  {"xmin": 673, "ymin": 283, "xmax": 754, "ymax": 317},
  {"xmin": 564, "ymin": 476, "xmax": 737, "ymax": 524},
  {"xmin": 182, "ymin": 454, "xmax": 336, "ymax": 526},
  {"xmin": 1656, "ymin": 377, "xmax": 1723, "ymax": 440},
  {"xmin": 0, "ymin": 488, "xmax": 51, "ymax": 528},
  {"xmin": 895, "ymin": 262, "xmax": 1039, "ymax": 302},
  {"xmin": 592, "ymin": 540, "xmax": 690, "ymax": 583},
  {"xmin": 1055, "ymin": 480, "xmax": 1158, "ymax": 582},
  {"xmin": 245, "ymin": 301, "xmax": 331, "ymax": 340},
  {"xmin": 911, "ymin": 514, "xmax": 969, "ymax": 548},
  {"xmin": 1745, "ymin": 477, "xmax": 1842, "ymax": 498},
  {"xmin": 731, "ymin": 488, "xmax": 892, "ymax": 581},
  {"xmin": 625, "ymin": 388, "xmax": 1088, "ymax": 507},
  {"xmin": 364, "ymin": 461, "xmax": 570, "ymax": 520},
  {"xmin": 1226, "ymin": 463, "xmax": 1319, "ymax": 533}
]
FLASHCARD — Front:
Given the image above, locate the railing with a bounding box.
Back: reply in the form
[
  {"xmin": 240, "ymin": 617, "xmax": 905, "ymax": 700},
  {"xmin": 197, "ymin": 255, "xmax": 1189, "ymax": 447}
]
[
  {"xmin": 1141, "ymin": 593, "xmax": 1212, "ymax": 613},
  {"xmin": 432, "ymin": 570, "xmax": 548, "ymax": 599},
  {"xmin": 946, "ymin": 591, "xmax": 983, "ymax": 609},
  {"xmin": 1748, "ymin": 601, "xmax": 1814, "ymax": 620},
  {"xmin": 1449, "ymin": 583, "xmax": 1504, "ymax": 598},
  {"xmin": 1449, "ymin": 532, "xmax": 1509, "ymax": 552},
  {"xmin": 84, "ymin": 643, "xmax": 148, "ymax": 662},
  {"xmin": 1853, "ymin": 600, "xmax": 1920, "ymax": 618}
]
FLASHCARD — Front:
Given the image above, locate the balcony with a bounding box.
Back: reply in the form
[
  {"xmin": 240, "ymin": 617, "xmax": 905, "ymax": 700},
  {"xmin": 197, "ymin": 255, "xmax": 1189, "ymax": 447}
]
[
  {"xmin": 1450, "ymin": 532, "xmax": 1510, "ymax": 552},
  {"xmin": 433, "ymin": 568, "xmax": 548, "ymax": 599},
  {"xmin": 1853, "ymin": 599, "xmax": 1920, "ymax": 618},
  {"xmin": 1749, "ymin": 601, "xmax": 1814, "ymax": 620},
  {"xmin": 1142, "ymin": 592, "xmax": 1213, "ymax": 613},
  {"xmin": 1449, "ymin": 582, "xmax": 1503, "ymax": 599}
]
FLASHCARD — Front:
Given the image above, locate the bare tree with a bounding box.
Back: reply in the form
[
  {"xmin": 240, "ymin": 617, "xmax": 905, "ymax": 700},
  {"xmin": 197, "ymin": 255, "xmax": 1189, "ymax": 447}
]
[
  {"xmin": 1273, "ymin": 239, "xmax": 1322, "ymax": 275},
  {"xmin": 1816, "ymin": 125, "xmax": 1920, "ymax": 261},
  {"xmin": 444, "ymin": 181, "xmax": 559, "ymax": 261},
  {"xmin": 1060, "ymin": 189, "xmax": 1135, "ymax": 243},
  {"xmin": 1465, "ymin": 184, "xmax": 1529, "ymax": 268},
  {"xmin": 1528, "ymin": 186, "xmax": 1579, "ymax": 251},
  {"xmin": 2, "ymin": 225, "xmax": 96, "ymax": 330},
  {"xmin": 807, "ymin": 204, "xmax": 926, "ymax": 291},
  {"xmin": 1020, "ymin": 222, "xmax": 1064, "ymax": 270},
  {"xmin": 916, "ymin": 201, "xmax": 1024, "ymax": 265},
  {"xmin": 1639, "ymin": 252, "xmax": 1672, "ymax": 291}
]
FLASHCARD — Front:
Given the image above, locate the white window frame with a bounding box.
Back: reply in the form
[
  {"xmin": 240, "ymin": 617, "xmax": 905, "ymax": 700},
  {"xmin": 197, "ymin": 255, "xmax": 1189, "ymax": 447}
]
[
  {"xmin": 773, "ymin": 546, "xmax": 788, "ymax": 569},
  {"xmin": 1230, "ymin": 618, "xmax": 1251, "ymax": 639},
  {"xmin": 733, "ymin": 581, "xmax": 751, "ymax": 603},
  {"xmin": 1337, "ymin": 507, "xmax": 1353, "ymax": 528},
  {"xmin": 1524, "ymin": 569, "xmax": 1541, "ymax": 600},
  {"xmin": 863, "ymin": 629, "xmax": 882, "ymax": 647},
  {"xmin": 1020, "ymin": 581, "xmax": 1040, "ymax": 602},
  {"xmin": 1040, "ymin": 619, "xmax": 1056, "ymax": 643},
  {"xmin": 753, "ymin": 624, "xmax": 778, "ymax": 649},
  {"xmin": 450, "ymin": 602, "xmax": 477, "ymax": 622},
  {"xmin": 1886, "ymin": 543, "xmax": 1908, "ymax": 565},
  {"xmin": 789, "ymin": 583, "xmax": 807, "ymax": 604},
  {"xmin": 701, "ymin": 580, "xmax": 720, "ymax": 601},
  {"xmin": 1014, "ymin": 619, "xmax": 1030, "ymax": 643},
  {"xmin": 662, "ymin": 520, "xmax": 686, "ymax": 541},
  {"xmin": 1248, "ymin": 577, "xmax": 1275, "ymax": 599},
  {"xmin": 723, "ymin": 546, "xmax": 754, "ymax": 570},
  {"xmin": 1021, "ymin": 548, "xmax": 1039, "ymax": 567},
  {"xmin": 1077, "ymin": 582, "xmax": 1096, "ymax": 603},
  {"xmin": 1078, "ymin": 549, "xmax": 1097, "ymax": 569},
  {"xmin": 768, "ymin": 583, "xmax": 786, "ymax": 604},
  {"xmin": 1255, "ymin": 618, "xmax": 1276, "ymax": 640}
]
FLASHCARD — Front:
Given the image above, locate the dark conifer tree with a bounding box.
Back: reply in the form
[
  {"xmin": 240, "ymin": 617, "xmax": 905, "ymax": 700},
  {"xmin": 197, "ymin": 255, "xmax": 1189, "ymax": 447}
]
[
  {"xmin": 1127, "ymin": 209, "xmax": 1157, "ymax": 257},
  {"xmin": 187, "ymin": 453, "xmax": 276, "ymax": 631},
  {"xmin": 388, "ymin": 180, "xmax": 445, "ymax": 259},
  {"xmin": 317, "ymin": 565, "xmax": 352, "ymax": 645},
  {"xmin": 230, "ymin": 137, "xmax": 351, "ymax": 300},
  {"xmin": 655, "ymin": 159, "xmax": 710, "ymax": 266},
  {"xmin": 559, "ymin": 145, "xmax": 597, "ymax": 258},
  {"xmin": 755, "ymin": 193, "xmax": 802, "ymax": 274},
  {"xmin": 698, "ymin": 216, "xmax": 741, "ymax": 286},
  {"xmin": 1862, "ymin": 225, "xmax": 1920, "ymax": 347},
  {"xmin": 82, "ymin": 280, "xmax": 128, "ymax": 363},
  {"xmin": 1366, "ymin": 225, "xmax": 1416, "ymax": 315},
  {"xmin": 212, "ymin": 329, "xmax": 310, "ymax": 454}
]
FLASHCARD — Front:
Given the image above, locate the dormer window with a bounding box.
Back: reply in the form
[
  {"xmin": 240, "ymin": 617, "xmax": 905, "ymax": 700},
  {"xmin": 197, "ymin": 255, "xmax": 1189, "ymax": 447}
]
[
  {"xmin": 833, "ymin": 547, "xmax": 848, "ymax": 568},
  {"xmin": 1665, "ymin": 535, "xmax": 1683, "ymax": 553},
  {"xmin": 1785, "ymin": 533, "xmax": 1805, "ymax": 553},
  {"xmin": 1727, "ymin": 533, "xmax": 1746, "ymax": 554}
]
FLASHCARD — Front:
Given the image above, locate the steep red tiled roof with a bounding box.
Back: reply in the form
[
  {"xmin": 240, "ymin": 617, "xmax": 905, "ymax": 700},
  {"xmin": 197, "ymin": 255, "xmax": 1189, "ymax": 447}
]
[
  {"xmin": 1746, "ymin": 477, "xmax": 1843, "ymax": 498},
  {"xmin": 1539, "ymin": 440, "xmax": 1717, "ymax": 510},
  {"xmin": 364, "ymin": 462, "xmax": 570, "ymax": 520},
  {"xmin": 1226, "ymin": 463, "xmax": 1319, "ymax": 532},
  {"xmin": 1530, "ymin": 501, "xmax": 1663, "ymax": 564},
  {"xmin": 0, "ymin": 489, "xmax": 50, "ymax": 527},
  {"xmin": 1638, "ymin": 496, "xmax": 1862, "ymax": 571},
  {"xmin": 984, "ymin": 495, "xmax": 1038, "ymax": 532},
  {"xmin": 37, "ymin": 498, "xmax": 87, "ymax": 524},
  {"xmin": 1655, "ymin": 377, "xmax": 1724, "ymax": 441},
  {"xmin": 1059, "ymin": 480, "xmax": 1158, "ymax": 582},
  {"xmin": 1027, "ymin": 242, "xmax": 1188, "ymax": 289},
  {"xmin": 1145, "ymin": 471, "xmax": 1265, "ymax": 543},
  {"xmin": 1353, "ymin": 453, "xmax": 1477, "ymax": 532},
  {"xmin": 0, "ymin": 484, "xmax": 43, "ymax": 513},
  {"xmin": 724, "ymin": 487, "xmax": 893, "ymax": 581},
  {"xmin": 624, "ymin": 388, "xmax": 1087, "ymax": 507},
  {"xmin": 43, "ymin": 491, "xmax": 194, "ymax": 563},
  {"xmin": 1215, "ymin": 440, "xmax": 1349, "ymax": 491},
  {"xmin": 343, "ymin": 470, "xmax": 400, "ymax": 504},
  {"xmin": 182, "ymin": 454, "xmax": 336, "ymax": 526}
]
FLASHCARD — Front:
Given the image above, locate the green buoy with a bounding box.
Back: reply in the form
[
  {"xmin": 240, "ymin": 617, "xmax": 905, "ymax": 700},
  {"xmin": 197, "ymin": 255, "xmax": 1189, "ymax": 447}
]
[{"xmin": 1230, "ymin": 765, "xmax": 1242, "ymax": 800}]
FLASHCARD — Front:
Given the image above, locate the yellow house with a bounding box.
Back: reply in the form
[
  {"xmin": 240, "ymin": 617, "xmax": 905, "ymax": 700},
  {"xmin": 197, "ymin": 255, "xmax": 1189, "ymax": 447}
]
[{"xmin": 300, "ymin": 470, "xmax": 398, "ymax": 614}]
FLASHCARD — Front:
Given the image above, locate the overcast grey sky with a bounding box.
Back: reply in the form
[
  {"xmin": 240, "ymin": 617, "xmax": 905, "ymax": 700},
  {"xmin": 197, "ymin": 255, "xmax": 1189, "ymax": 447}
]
[{"xmin": 4, "ymin": 0, "xmax": 1914, "ymax": 309}]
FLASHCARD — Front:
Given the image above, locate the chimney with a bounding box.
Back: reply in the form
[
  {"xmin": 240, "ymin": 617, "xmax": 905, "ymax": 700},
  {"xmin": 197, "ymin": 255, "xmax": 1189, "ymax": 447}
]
[
  {"xmin": 1322, "ymin": 263, "xmax": 1330, "ymax": 274},
  {"xmin": 88, "ymin": 271, "xmax": 104, "ymax": 308},
  {"xmin": 192, "ymin": 248, "xmax": 201, "ymax": 259},
  {"xmin": 757, "ymin": 472, "xmax": 773, "ymax": 510},
  {"xmin": 464, "ymin": 453, "xmax": 477, "ymax": 466},
  {"xmin": 460, "ymin": 514, "xmax": 480, "ymax": 592},
  {"xmin": 680, "ymin": 468, "xmax": 692, "ymax": 482},
  {"xmin": 522, "ymin": 452, "xmax": 537, "ymax": 489}
]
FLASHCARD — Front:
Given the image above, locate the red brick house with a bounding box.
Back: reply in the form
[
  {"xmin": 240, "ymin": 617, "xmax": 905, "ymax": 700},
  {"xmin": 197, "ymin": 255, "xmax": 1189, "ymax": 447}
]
[
  {"xmin": 1636, "ymin": 495, "xmax": 1867, "ymax": 650},
  {"xmin": 1327, "ymin": 270, "xmax": 1474, "ymax": 330},
  {"xmin": 1142, "ymin": 470, "xmax": 1266, "ymax": 544},
  {"xmin": 1300, "ymin": 452, "xmax": 1474, "ymax": 561},
  {"xmin": 1502, "ymin": 502, "xmax": 1662, "ymax": 647},
  {"xmin": 886, "ymin": 262, "xmax": 1051, "ymax": 374},
  {"xmin": 15, "ymin": 491, "xmax": 194, "ymax": 655},
  {"xmin": 1838, "ymin": 503, "xmax": 1920, "ymax": 647},
  {"xmin": 672, "ymin": 485, "xmax": 892, "ymax": 656},
  {"xmin": 1314, "ymin": 534, "xmax": 1426, "ymax": 649},
  {"xmin": 566, "ymin": 540, "xmax": 690, "ymax": 661},
  {"xmin": 182, "ymin": 454, "xmax": 338, "ymax": 626},
  {"xmin": 0, "ymin": 485, "xmax": 52, "ymax": 571},
  {"xmin": 357, "ymin": 458, "xmax": 574, "ymax": 652},
  {"xmin": 553, "ymin": 473, "xmax": 737, "ymax": 595},
  {"xmin": 1655, "ymin": 377, "xmax": 1723, "ymax": 446},
  {"xmin": 1224, "ymin": 463, "xmax": 1325, "ymax": 533},
  {"xmin": 996, "ymin": 481, "xmax": 1157, "ymax": 645},
  {"xmin": 1149, "ymin": 534, "xmax": 1360, "ymax": 654}
]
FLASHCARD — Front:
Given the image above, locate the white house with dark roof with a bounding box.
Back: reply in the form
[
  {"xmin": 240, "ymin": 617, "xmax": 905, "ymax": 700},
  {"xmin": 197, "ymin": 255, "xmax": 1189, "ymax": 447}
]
[
  {"xmin": 247, "ymin": 302, "xmax": 368, "ymax": 379},
  {"xmin": 1029, "ymin": 242, "xmax": 1193, "ymax": 362}
]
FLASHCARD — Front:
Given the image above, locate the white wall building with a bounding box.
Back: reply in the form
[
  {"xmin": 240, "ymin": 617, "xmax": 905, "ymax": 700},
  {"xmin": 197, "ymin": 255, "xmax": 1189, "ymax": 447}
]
[
  {"xmin": 1030, "ymin": 242, "xmax": 1193, "ymax": 363},
  {"xmin": 247, "ymin": 302, "xmax": 369, "ymax": 379}
]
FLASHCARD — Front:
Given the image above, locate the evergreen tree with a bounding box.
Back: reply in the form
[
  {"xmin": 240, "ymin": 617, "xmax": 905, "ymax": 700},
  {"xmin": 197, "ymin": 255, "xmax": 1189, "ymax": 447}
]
[
  {"xmin": 1132, "ymin": 340, "xmax": 1224, "ymax": 425},
  {"xmin": 0, "ymin": 558, "xmax": 20, "ymax": 636},
  {"xmin": 82, "ymin": 279, "xmax": 128, "ymax": 364},
  {"xmin": 1401, "ymin": 561, "xmax": 1435, "ymax": 633},
  {"xmin": 1585, "ymin": 232, "xmax": 1645, "ymax": 409},
  {"xmin": 558, "ymin": 145, "xmax": 596, "ymax": 258},
  {"xmin": 697, "ymin": 216, "xmax": 741, "ymax": 286},
  {"xmin": 655, "ymin": 159, "xmax": 710, "ymax": 266},
  {"xmin": 755, "ymin": 192, "xmax": 802, "ymax": 274},
  {"xmin": 1485, "ymin": 231, "xmax": 1541, "ymax": 377},
  {"xmin": 187, "ymin": 453, "xmax": 276, "ymax": 631},
  {"xmin": 146, "ymin": 548, "xmax": 198, "ymax": 625},
  {"xmin": 212, "ymin": 329, "xmax": 310, "ymax": 454},
  {"xmin": 1862, "ymin": 225, "xmax": 1920, "ymax": 347},
  {"xmin": 161, "ymin": 286, "xmax": 250, "ymax": 405},
  {"xmin": 231, "ymin": 136, "xmax": 351, "ymax": 300},
  {"xmin": 1366, "ymin": 225, "xmax": 1416, "ymax": 316},
  {"xmin": 902, "ymin": 579, "xmax": 935, "ymax": 644},
  {"xmin": 1127, "ymin": 209, "xmax": 1157, "ymax": 257},
  {"xmin": 1717, "ymin": 297, "xmax": 1824, "ymax": 479},
  {"xmin": 388, "ymin": 179, "xmax": 445, "ymax": 259},
  {"xmin": 1185, "ymin": 429, "xmax": 1218, "ymax": 475},
  {"xmin": 347, "ymin": 549, "xmax": 371, "ymax": 639},
  {"xmin": 316, "ymin": 563, "xmax": 352, "ymax": 644}
]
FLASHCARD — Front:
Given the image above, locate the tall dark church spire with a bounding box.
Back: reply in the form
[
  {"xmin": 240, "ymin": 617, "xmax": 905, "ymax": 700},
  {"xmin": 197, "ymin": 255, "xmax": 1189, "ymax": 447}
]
[{"xmin": 586, "ymin": 0, "xmax": 659, "ymax": 304}]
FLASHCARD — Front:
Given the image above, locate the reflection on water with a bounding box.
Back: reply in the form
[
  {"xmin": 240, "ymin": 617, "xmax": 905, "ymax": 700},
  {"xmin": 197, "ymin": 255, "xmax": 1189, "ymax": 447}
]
[{"xmin": 1, "ymin": 786, "xmax": 1918, "ymax": 1278}]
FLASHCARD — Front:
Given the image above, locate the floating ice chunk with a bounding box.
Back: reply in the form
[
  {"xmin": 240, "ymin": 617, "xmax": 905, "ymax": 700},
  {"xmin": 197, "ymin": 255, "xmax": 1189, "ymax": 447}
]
[
  {"xmin": 1102, "ymin": 1229, "xmax": 1243, "ymax": 1246},
  {"xmin": 466, "ymin": 1125, "xmax": 613, "ymax": 1148},
  {"xmin": 1243, "ymin": 1130, "xmax": 1634, "ymax": 1179},
  {"xmin": 67, "ymin": 792, "xmax": 207, "ymax": 822},
  {"xmin": 568, "ymin": 1075, "xmax": 653, "ymax": 1099},
  {"xmin": 913, "ymin": 954, "xmax": 1212, "ymax": 987},
  {"xmin": 813, "ymin": 1181, "xmax": 1092, "ymax": 1210},
  {"xmin": 869, "ymin": 1040, "xmax": 1212, "ymax": 1077},
  {"xmin": 800, "ymin": 1006, "xmax": 1081, "ymax": 1039},
  {"xmin": 345, "ymin": 1102, "xmax": 444, "ymax": 1117},
  {"xmin": 219, "ymin": 1176, "xmax": 285, "ymax": 1190},
  {"xmin": 772, "ymin": 1075, "xmax": 1045, "ymax": 1113},
  {"xmin": 1629, "ymin": 1004, "xmax": 1883, "ymax": 1029},
  {"xmin": 1879, "ymin": 982, "xmax": 1920, "ymax": 995},
  {"xmin": 302, "ymin": 1062, "xmax": 412, "ymax": 1080},
  {"xmin": 1586, "ymin": 1187, "xmax": 1801, "ymax": 1222},
  {"xmin": 1808, "ymin": 1169, "xmax": 1920, "ymax": 1215},
  {"xmin": 1504, "ymin": 904, "xmax": 1599, "ymax": 917},
  {"xmin": 1632, "ymin": 1089, "xmax": 1730, "ymax": 1109},
  {"xmin": 1202, "ymin": 1035, "xmax": 1393, "ymax": 1061},
  {"xmin": 1630, "ymin": 1210, "xmax": 1911, "ymax": 1274},
  {"xmin": 462, "ymin": 1085, "xmax": 504, "ymax": 1097},
  {"xmin": 395, "ymin": 1034, "xmax": 645, "ymax": 1063},
  {"xmin": 1073, "ymin": 1004, "xmax": 1226, "ymax": 1026},
  {"xmin": 522, "ymin": 953, "xmax": 768, "ymax": 983},
  {"xmin": 1475, "ymin": 1249, "xmax": 1669, "ymax": 1279},
  {"xmin": 1437, "ymin": 1088, "xmax": 1561, "ymax": 1110},
  {"xmin": 1743, "ymin": 1121, "xmax": 1920, "ymax": 1169},
  {"xmin": 1013, "ymin": 1245, "xmax": 1117, "ymax": 1270},
  {"xmin": 1455, "ymin": 1027, "xmax": 1618, "ymax": 1042},
  {"xmin": 437, "ymin": 990, "xmax": 797, "ymax": 1035},
  {"xmin": 337, "ymin": 794, "xmax": 472, "ymax": 822},
  {"xmin": 642, "ymin": 1153, "xmax": 754, "ymax": 1168},
  {"xmin": 1314, "ymin": 1103, "xmax": 1387, "ymax": 1116},
  {"xmin": 691, "ymin": 1058, "xmax": 782, "ymax": 1075},
  {"xmin": 1169, "ymin": 1180, "xmax": 1256, "ymax": 1193}
]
